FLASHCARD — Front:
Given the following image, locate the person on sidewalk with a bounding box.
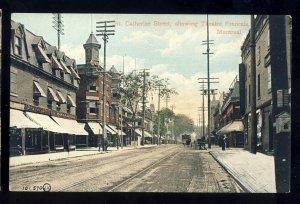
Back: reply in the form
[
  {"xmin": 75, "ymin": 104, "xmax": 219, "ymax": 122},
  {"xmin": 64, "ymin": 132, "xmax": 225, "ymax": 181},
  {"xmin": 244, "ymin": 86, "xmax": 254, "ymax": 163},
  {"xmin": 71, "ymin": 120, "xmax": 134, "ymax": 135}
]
[{"xmin": 222, "ymin": 135, "xmax": 226, "ymax": 151}]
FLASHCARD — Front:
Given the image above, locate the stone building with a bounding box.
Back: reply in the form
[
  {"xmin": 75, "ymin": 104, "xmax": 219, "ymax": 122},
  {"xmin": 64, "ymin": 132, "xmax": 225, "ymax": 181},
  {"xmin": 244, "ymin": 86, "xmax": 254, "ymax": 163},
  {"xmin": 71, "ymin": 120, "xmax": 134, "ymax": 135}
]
[
  {"xmin": 10, "ymin": 21, "xmax": 88, "ymax": 156},
  {"xmin": 239, "ymin": 15, "xmax": 291, "ymax": 153}
]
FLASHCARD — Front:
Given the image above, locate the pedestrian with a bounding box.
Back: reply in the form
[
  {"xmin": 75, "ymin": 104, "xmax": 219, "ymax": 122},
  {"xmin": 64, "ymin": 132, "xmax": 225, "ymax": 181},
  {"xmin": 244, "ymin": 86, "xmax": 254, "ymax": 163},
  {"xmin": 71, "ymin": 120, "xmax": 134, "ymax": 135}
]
[
  {"xmin": 67, "ymin": 138, "xmax": 70, "ymax": 154},
  {"xmin": 226, "ymin": 136, "xmax": 230, "ymax": 149},
  {"xmin": 104, "ymin": 139, "xmax": 108, "ymax": 151},
  {"xmin": 222, "ymin": 135, "xmax": 226, "ymax": 151}
]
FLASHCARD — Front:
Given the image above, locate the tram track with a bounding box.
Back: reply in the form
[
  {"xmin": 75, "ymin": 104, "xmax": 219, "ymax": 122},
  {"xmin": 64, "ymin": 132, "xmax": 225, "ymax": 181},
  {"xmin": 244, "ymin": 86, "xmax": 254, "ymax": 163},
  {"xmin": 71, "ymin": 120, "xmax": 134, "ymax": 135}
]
[
  {"xmin": 10, "ymin": 151, "xmax": 135, "ymax": 182},
  {"xmin": 56, "ymin": 147, "xmax": 179, "ymax": 192}
]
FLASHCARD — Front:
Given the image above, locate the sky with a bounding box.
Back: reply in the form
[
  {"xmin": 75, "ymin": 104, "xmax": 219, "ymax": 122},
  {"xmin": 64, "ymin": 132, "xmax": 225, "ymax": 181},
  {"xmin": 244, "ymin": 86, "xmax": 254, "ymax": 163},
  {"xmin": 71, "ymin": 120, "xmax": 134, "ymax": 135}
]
[{"xmin": 12, "ymin": 13, "xmax": 251, "ymax": 125}]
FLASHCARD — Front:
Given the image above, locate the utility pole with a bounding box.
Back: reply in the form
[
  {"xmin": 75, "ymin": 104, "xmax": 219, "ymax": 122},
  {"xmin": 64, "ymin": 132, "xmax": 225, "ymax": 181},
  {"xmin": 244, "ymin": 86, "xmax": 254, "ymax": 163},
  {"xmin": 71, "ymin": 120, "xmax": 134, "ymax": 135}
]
[
  {"xmin": 198, "ymin": 77, "xmax": 218, "ymax": 148},
  {"xmin": 157, "ymin": 84, "xmax": 162, "ymax": 145},
  {"xmin": 52, "ymin": 13, "xmax": 64, "ymax": 51},
  {"xmin": 250, "ymin": 15, "xmax": 257, "ymax": 154},
  {"xmin": 96, "ymin": 20, "xmax": 115, "ymax": 151},
  {"xmin": 119, "ymin": 55, "xmax": 125, "ymax": 149},
  {"xmin": 141, "ymin": 68, "xmax": 149, "ymax": 146},
  {"xmin": 201, "ymin": 14, "xmax": 214, "ymax": 149},
  {"xmin": 171, "ymin": 105, "xmax": 175, "ymax": 144},
  {"xmin": 164, "ymin": 95, "xmax": 170, "ymax": 108}
]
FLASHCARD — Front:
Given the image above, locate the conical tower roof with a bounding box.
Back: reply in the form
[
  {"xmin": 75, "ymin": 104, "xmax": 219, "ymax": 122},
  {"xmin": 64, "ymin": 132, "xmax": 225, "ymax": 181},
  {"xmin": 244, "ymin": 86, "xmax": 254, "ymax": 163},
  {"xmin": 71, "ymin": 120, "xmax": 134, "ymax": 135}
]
[{"xmin": 85, "ymin": 33, "xmax": 99, "ymax": 45}]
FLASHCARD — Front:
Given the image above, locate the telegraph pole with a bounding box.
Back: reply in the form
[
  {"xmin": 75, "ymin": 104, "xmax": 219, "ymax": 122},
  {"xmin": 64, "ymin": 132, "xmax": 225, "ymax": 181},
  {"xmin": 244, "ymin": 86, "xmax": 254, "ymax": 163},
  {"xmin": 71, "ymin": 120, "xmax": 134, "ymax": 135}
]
[
  {"xmin": 164, "ymin": 95, "xmax": 170, "ymax": 108},
  {"xmin": 52, "ymin": 13, "xmax": 64, "ymax": 51},
  {"xmin": 202, "ymin": 14, "xmax": 214, "ymax": 149},
  {"xmin": 250, "ymin": 15, "xmax": 257, "ymax": 154},
  {"xmin": 141, "ymin": 68, "xmax": 149, "ymax": 146},
  {"xmin": 198, "ymin": 77, "xmax": 218, "ymax": 148},
  {"xmin": 96, "ymin": 20, "xmax": 115, "ymax": 151},
  {"xmin": 171, "ymin": 105, "xmax": 175, "ymax": 144},
  {"xmin": 157, "ymin": 84, "xmax": 162, "ymax": 145}
]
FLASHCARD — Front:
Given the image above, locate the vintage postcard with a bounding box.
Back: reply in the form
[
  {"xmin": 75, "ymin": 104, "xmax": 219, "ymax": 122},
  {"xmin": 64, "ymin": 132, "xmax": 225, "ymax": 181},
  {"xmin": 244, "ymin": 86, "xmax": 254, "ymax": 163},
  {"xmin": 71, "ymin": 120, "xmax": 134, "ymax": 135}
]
[{"xmin": 9, "ymin": 13, "xmax": 291, "ymax": 193}]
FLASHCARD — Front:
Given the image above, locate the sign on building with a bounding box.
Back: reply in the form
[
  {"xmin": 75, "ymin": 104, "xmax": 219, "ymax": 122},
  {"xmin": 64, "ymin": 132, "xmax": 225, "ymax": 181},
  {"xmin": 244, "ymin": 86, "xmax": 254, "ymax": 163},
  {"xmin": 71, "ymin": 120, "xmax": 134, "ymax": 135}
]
[{"xmin": 275, "ymin": 111, "xmax": 291, "ymax": 134}]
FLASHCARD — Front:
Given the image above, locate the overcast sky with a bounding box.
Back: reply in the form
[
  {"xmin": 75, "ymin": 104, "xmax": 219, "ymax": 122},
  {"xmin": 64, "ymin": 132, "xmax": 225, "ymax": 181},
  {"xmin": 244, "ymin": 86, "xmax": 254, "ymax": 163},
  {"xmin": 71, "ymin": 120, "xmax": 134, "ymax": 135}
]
[{"xmin": 12, "ymin": 13, "xmax": 251, "ymax": 125}]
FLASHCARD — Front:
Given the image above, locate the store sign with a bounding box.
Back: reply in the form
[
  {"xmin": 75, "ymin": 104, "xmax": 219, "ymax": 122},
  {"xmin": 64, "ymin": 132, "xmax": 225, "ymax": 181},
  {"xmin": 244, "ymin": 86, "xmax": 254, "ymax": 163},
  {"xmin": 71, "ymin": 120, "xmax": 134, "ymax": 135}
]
[
  {"xmin": 275, "ymin": 112, "xmax": 291, "ymax": 134},
  {"xmin": 277, "ymin": 89, "xmax": 289, "ymax": 108}
]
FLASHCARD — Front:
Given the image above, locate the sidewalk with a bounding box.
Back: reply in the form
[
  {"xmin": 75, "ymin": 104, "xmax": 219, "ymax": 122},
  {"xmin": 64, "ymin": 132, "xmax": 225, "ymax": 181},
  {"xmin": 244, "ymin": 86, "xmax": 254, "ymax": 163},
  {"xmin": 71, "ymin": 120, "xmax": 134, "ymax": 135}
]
[
  {"xmin": 209, "ymin": 145, "xmax": 276, "ymax": 193},
  {"xmin": 10, "ymin": 144, "xmax": 157, "ymax": 167}
]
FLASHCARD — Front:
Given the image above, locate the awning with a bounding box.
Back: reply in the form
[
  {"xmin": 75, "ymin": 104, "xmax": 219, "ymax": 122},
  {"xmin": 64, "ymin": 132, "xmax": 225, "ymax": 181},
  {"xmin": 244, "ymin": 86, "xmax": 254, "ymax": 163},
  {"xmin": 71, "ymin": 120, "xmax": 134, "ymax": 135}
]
[
  {"xmin": 60, "ymin": 60, "xmax": 71, "ymax": 74},
  {"xmin": 134, "ymin": 129, "xmax": 142, "ymax": 137},
  {"xmin": 52, "ymin": 56, "xmax": 63, "ymax": 70},
  {"xmin": 100, "ymin": 124, "xmax": 116, "ymax": 134},
  {"xmin": 25, "ymin": 112, "xmax": 67, "ymax": 133},
  {"xmin": 87, "ymin": 122, "xmax": 102, "ymax": 135},
  {"xmin": 57, "ymin": 90, "xmax": 66, "ymax": 103},
  {"xmin": 69, "ymin": 66, "xmax": 80, "ymax": 79},
  {"xmin": 67, "ymin": 95, "xmax": 76, "ymax": 107},
  {"xmin": 10, "ymin": 109, "xmax": 41, "ymax": 129},
  {"xmin": 105, "ymin": 125, "xmax": 116, "ymax": 134},
  {"xmin": 108, "ymin": 125, "xmax": 126, "ymax": 136},
  {"xmin": 216, "ymin": 121, "xmax": 244, "ymax": 134},
  {"xmin": 48, "ymin": 87, "xmax": 59, "ymax": 102},
  {"xmin": 123, "ymin": 107, "xmax": 133, "ymax": 114},
  {"xmin": 33, "ymin": 81, "xmax": 46, "ymax": 97},
  {"xmin": 51, "ymin": 116, "xmax": 88, "ymax": 135},
  {"xmin": 144, "ymin": 131, "xmax": 153, "ymax": 138},
  {"xmin": 37, "ymin": 45, "xmax": 51, "ymax": 63}
]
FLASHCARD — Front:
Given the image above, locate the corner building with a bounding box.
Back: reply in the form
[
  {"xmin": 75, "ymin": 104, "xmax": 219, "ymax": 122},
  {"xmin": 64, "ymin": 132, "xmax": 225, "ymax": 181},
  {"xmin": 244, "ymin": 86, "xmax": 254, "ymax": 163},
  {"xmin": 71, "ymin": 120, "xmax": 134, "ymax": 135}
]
[{"xmin": 9, "ymin": 21, "xmax": 88, "ymax": 156}]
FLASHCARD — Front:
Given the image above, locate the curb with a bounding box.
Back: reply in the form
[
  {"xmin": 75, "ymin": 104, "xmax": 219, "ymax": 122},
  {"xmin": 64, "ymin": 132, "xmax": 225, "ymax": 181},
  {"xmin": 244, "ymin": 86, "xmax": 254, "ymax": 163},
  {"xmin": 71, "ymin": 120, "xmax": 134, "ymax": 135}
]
[{"xmin": 209, "ymin": 151, "xmax": 251, "ymax": 193}]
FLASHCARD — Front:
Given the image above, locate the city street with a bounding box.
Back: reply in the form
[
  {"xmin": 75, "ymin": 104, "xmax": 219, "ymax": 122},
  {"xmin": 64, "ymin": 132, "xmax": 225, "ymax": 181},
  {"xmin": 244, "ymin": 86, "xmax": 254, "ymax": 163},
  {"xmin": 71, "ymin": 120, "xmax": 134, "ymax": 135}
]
[{"xmin": 10, "ymin": 145, "xmax": 243, "ymax": 192}]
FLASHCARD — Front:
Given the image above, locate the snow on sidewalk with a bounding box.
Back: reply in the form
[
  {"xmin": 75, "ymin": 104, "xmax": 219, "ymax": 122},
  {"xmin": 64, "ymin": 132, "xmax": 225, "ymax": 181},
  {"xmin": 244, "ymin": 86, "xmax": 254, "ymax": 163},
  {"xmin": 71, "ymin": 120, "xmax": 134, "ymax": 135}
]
[
  {"xmin": 210, "ymin": 147, "xmax": 276, "ymax": 193},
  {"xmin": 10, "ymin": 145, "xmax": 157, "ymax": 167}
]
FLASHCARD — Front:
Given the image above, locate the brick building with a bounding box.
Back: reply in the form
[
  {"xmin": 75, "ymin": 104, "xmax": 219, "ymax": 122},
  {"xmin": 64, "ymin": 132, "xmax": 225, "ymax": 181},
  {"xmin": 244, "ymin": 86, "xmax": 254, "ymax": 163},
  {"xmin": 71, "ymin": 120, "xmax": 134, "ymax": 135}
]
[
  {"xmin": 76, "ymin": 33, "xmax": 124, "ymax": 147},
  {"xmin": 9, "ymin": 21, "xmax": 88, "ymax": 156}
]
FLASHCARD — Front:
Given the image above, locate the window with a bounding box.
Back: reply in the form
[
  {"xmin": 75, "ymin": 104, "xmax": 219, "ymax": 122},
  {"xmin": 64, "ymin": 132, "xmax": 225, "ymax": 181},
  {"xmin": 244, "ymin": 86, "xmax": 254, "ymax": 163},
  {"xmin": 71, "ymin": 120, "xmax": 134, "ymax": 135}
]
[
  {"xmin": 33, "ymin": 81, "xmax": 46, "ymax": 106},
  {"xmin": 89, "ymin": 101, "xmax": 98, "ymax": 114},
  {"xmin": 257, "ymin": 74, "xmax": 261, "ymax": 98},
  {"xmin": 248, "ymin": 84, "xmax": 251, "ymax": 104},
  {"xmin": 267, "ymin": 65, "xmax": 271, "ymax": 91},
  {"xmin": 56, "ymin": 102, "xmax": 61, "ymax": 111},
  {"xmin": 257, "ymin": 46, "xmax": 261, "ymax": 65},
  {"xmin": 47, "ymin": 87, "xmax": 59, "ymax": 109},
  {"xmin": 10, "ymin": 72, "xmax": 17, "ymax": 94},
  {"xmin": 267, "ymin": 28, "xmax": 270, "ymax": 49},
  {"xmin": 244, "ymin": 64, "xmax": 247, "ymax": 81},
  {"xmin": 66, "ymin": 95, "xmax": 76, "ymax": 114},
  {"xmin": 14, "ymin": 36, "xmax": 22, "ymax": 55},
  {"xmin": 67, "ymin": 103, "xmax": 71, "ymax": 113},
  {"xmin": 89, "ymin": 83, "xmax": 97, "ymax": 92},
  {"xmin": 60, "ymin": 70, "xmax": 64, "ymax": 79}
]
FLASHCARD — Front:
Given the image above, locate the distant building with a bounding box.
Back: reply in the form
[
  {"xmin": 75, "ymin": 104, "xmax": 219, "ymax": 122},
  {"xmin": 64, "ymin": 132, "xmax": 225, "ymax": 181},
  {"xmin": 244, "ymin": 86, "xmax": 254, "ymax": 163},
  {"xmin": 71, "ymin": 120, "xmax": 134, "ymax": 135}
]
[
  {"xmin": 217, "ymin": 76, "xmax": 244, "ymax": 147},
  {"xmin": 239, "ymin": 15, "xmax": 291, "ymax": 153},
  {"xmin": 10, "ymin": 21, "xmax": 88, "ymax": 156}
]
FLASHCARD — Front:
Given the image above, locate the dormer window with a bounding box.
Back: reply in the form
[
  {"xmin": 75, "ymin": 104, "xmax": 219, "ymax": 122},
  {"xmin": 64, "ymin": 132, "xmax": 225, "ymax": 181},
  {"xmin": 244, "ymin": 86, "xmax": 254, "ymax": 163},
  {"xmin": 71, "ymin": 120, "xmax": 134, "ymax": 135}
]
[
  {"xmin": 37, "ymin": 42, "xmax": 51, "ymax": 63},
  {"xmin": 14, "ymin": 35, "xmax": 22, "ymax": 56}
]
